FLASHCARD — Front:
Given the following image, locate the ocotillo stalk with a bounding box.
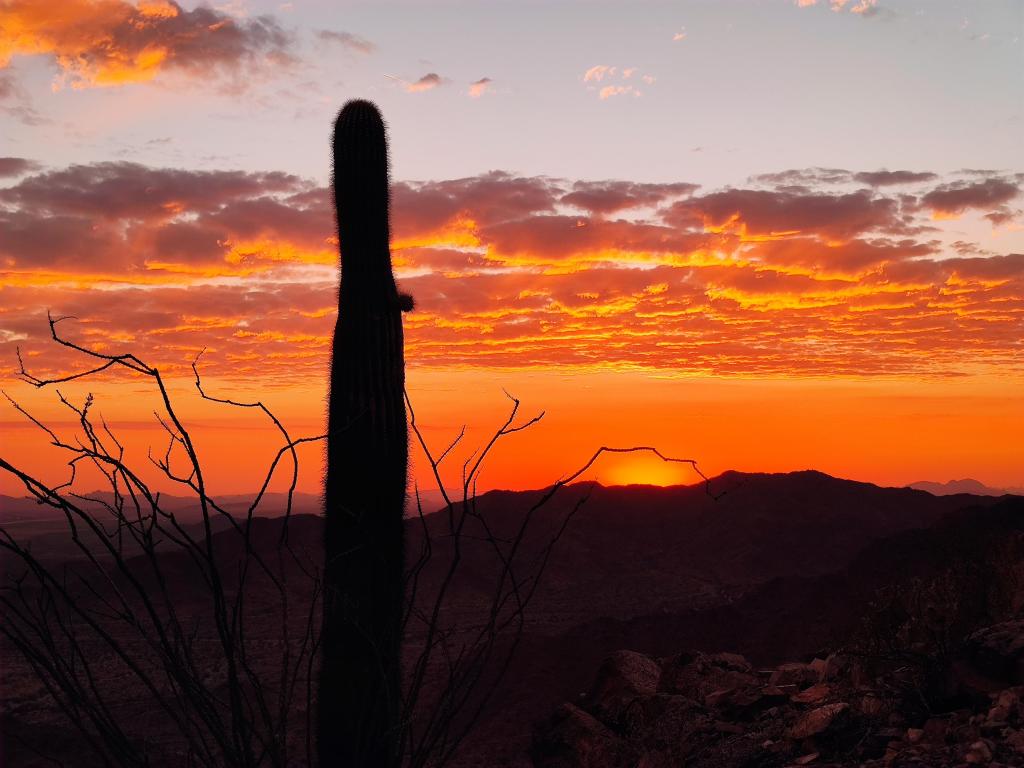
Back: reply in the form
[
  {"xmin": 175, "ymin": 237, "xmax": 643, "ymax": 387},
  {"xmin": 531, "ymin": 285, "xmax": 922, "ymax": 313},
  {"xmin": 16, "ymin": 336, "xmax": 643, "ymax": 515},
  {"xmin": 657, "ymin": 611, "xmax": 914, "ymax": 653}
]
[{"xmin": 320, "ymin": 100, "xmax": 410, "ymax": 767}]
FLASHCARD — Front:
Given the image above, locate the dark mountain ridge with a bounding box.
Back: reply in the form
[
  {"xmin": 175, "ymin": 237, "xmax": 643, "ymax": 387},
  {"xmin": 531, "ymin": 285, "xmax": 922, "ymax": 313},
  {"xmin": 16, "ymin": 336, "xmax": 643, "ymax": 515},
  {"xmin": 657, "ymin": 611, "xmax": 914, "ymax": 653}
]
[
  {"xmin": 406, "ymin": 470, "xmax": 1009, "ymax": 627},
  {"xmin": 3, "ymin": 470, "xmax": 1009, "ymax": 619}
]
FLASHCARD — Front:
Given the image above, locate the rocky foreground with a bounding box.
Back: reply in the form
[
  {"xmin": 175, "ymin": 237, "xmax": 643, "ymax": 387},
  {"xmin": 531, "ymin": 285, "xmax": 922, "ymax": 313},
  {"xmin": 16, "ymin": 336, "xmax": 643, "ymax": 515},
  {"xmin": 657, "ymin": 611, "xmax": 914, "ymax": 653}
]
[{"xmin": 532, "ymin": 620, "xmax": 1024, "ymax": 768}]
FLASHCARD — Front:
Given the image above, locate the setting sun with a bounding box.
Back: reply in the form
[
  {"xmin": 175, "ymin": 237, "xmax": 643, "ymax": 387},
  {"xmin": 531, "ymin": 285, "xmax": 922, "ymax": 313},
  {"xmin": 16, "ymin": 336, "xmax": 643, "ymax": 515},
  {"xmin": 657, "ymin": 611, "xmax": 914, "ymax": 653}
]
[{"xmin": 596, "ymin": 452, "xmax": 698, "ymax": 487}]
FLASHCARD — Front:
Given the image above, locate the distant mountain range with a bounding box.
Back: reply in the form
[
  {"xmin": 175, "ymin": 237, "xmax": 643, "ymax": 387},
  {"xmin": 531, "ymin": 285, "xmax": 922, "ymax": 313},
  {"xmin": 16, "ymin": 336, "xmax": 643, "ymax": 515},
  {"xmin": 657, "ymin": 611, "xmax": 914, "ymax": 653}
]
[
  {"xmin": 0, "ymin": 487, "xmax": 456, "ymax": 525},
  {"xmin": 4, "ymin": 473, "xmax": 1019, "ymax": 526},
  {"xmin": 908, "ymin": 478, "xmax": 1024, "ymax": 496}
]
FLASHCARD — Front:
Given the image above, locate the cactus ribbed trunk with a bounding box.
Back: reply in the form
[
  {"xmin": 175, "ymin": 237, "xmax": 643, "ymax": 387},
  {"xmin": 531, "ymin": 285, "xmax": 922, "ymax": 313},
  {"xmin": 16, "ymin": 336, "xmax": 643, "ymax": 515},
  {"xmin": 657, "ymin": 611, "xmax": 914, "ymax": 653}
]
[{"xmin": 319, "ymin": 100, "xmax": 408, "ymax": 768}]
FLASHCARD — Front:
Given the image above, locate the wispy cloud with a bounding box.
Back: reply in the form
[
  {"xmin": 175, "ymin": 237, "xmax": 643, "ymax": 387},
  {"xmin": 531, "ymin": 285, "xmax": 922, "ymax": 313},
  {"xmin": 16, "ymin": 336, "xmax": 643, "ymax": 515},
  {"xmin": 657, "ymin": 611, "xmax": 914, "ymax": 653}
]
[
  {"xmin": 468, "ymin": 77, "xmax": 492, "ymax": 98},
  {"xmin": 0, "ymin": 71, "xmax": 15, "ymax": 100},
  {"xmin": 584, "ymin": 65, "xmax": 654, "ymax": 98},
  {"xmin": 599, "ymin": 85, "xmax": 636, "ymax": 100},
  {"xmin": 854, "ymin": 170, "xmax": 938, "ymax": 186},
  {"xmin": 0, "ymin": 157, "xmax": 40, "ymax": 177},
  {"xmin": 315, "ymin": 29, "xmax": 375, "ymax": 54},
  {"xmin": 846, "ymin": 0, "xmax": 879, "ymax": 13},
  {"xmin": 583, "ymin": 65, "xmax": 616, "ymax": 83},
  {"xmin": 796, "ymin": 0, "xmax": 881, "ymax": 14},
  {"xmin": 919, "ymin": 178, "xmax": 1020, "ymax": 221},
  {"xmin": 0, "ymin": 70, "xmax": 48, "ymax": 125},
  {"xmin": 404, "ymin": 72, "xmax": 444, "ymax": 93}
]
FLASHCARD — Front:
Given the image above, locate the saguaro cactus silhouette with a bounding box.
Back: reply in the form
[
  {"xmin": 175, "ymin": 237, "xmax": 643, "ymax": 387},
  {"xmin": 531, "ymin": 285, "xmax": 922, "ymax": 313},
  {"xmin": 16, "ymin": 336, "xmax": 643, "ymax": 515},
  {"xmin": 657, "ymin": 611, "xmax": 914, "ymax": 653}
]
[{"xmin": 320, "ymin": 100, "xmax": 410, "ymax": 767}]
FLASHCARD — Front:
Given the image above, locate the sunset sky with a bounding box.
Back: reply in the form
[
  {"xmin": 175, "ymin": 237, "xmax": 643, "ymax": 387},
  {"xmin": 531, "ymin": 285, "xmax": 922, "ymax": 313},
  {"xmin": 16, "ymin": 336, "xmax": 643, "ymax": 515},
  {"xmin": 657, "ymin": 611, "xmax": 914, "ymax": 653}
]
[{"xmin": 1, "ymin": 0, "xmax": 1022, "ymax": 498}]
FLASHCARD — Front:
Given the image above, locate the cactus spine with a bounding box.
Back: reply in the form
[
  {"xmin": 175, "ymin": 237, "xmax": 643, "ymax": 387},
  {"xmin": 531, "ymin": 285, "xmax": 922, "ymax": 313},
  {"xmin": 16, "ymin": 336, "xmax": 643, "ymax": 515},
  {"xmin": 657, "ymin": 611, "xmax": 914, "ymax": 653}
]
[{"xmin": 320, "ymin": 100, "xmax": 408, "ymax": 767}]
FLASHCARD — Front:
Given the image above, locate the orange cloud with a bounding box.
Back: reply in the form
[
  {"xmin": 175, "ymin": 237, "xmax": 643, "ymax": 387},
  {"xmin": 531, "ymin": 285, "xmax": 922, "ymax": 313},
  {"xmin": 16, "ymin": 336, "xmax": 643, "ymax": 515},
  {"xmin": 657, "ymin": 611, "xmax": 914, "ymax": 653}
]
[
  {"xmin": 796, "ymin": 0, "xmax": 878, "ymax": 12},
  {"xmin": 599, "ymin": 85, "xmax": 636, "ymax": 100},
  {"xmin": 583, "ymin": 64, "xmax": 654, "ymax": 99},
  {"xmin": 468, "ymin": 77, "xmax": 492, "ymax": 98},
  {"xmin": 1, "ymin": 162, "xmax": 1021, "ymax": 387},
  {"xmin": 315, "ymin": 29, "xmax": 375, "ymax": 55},
  {"xmin": 404, "ymin": 72, "xmax": 443, "ymax": 93},
  {"xmin": 0, "ymin": 0, "xmax": 292, "ymax": 89},
  {"xmin": 583, "ymin": 65, "xmax": 616, "ymax": 82},
  {"xmin": 919, "ymin": 178, "xmax": 1020, "ymax": 218}
]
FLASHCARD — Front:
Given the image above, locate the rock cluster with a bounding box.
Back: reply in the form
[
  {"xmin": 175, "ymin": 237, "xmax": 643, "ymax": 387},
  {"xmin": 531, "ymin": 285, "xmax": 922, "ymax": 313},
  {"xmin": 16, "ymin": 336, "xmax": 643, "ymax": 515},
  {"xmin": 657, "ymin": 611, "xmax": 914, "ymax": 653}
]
[{"xmin": 531, "ymin": 620, "xmax": 1024, "ymax": 768}]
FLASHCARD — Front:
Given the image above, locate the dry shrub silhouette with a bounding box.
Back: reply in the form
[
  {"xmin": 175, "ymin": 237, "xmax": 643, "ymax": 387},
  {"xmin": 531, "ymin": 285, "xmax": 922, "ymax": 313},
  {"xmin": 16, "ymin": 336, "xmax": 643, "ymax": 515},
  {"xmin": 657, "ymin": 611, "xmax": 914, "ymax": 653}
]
[
  {"xmin": 0, "ymin": 316, "xmax": 708, "ymax": 767},
  {"xmin": 0, "ymin": 101, "xmax": 713, "ymax": 767},
  {"xmin": 849, "ymin": 515, "xmax": 1024, "ymax": 715},
  {"xmin": 3, "ymin": 315, "xmax": 327, "ymax": 767}
]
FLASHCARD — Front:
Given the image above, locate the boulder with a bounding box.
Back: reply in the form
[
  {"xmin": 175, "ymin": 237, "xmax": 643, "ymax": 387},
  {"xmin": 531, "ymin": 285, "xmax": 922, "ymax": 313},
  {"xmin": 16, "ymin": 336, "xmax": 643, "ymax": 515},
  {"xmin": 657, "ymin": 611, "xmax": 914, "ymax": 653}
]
[
  {"xmin": 588, "ymin": 650, "xmax": 661, "ymax": 701},
  {"xmin": 632, "ymin": 693, "xmax": 713, "ymax": 760},
  {"xmin": 922, "ymin": 715, "xmax": 953, "ymax": 743},
  {"xmin": 532, "ymin": 634, "xmax": 1024, "ymax": 768},
  {"xmin": 703, "ymin": 685, "xmax": 775, "ymax": 718},
  {"xmin": 586, "ymin": 650, "xmax": 662, "ymax": 722},
  {"xmin": 770, "ymin": 662, "xmax": 818, "ymax": 689},
  {"xmin": 530, "ymin": 703, "xmax": 636, "ymax": 768},
  {"xmin": 949, "ymin": 659, "xmax": 1009, "ymax": 702},
  {"xmin": 786, "ymin": 703, "xmax": 850, "ymax": 740},
  {"xmin": 855, "ymin": 693, "xmax": 887, "ymax": 717},
  {"xmin": 659, "ymin": 651, "xmax": 759, "ymax": 704},
  {"xmin": 1006, "ymin": 729, "xmax": 1024, "ymax": 754},
  {"xmin": 791, "ymin": 683, "xmax": 832, "ymax": 705},
  {"xmin": 964, "ymin": 621, "xmax": 1024, "ymax": 686},
  {"xmin": 808, "ymin": 657, "xmax": 830, "ymax": 681},
  {"xmin": 964, "ymin": 738, "xmax": 994, "ymax": 764}
]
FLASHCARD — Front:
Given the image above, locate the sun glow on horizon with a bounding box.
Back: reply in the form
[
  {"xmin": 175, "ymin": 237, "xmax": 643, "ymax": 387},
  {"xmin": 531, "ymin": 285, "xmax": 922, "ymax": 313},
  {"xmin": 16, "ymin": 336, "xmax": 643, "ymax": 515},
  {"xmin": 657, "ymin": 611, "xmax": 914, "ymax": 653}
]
[{"xmin": 596, "ymin": 453, "xmax": 699, "ymax": 488}]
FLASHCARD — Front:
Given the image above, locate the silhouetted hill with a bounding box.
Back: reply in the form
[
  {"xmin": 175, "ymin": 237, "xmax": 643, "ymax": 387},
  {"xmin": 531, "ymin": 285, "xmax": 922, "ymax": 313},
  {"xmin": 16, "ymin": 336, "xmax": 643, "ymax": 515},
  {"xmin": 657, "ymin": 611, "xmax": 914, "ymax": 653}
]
[
  {"xmin": 909, "ymin": 478, "xmax": 1023, "ymax": 497},
  {"xmin": 530, "ymin": 494, "xmax": 1024, "ymax": 665},
  {"xmin": 408, "ymin": 470, "xmax": 1005, "ymax": 629}
]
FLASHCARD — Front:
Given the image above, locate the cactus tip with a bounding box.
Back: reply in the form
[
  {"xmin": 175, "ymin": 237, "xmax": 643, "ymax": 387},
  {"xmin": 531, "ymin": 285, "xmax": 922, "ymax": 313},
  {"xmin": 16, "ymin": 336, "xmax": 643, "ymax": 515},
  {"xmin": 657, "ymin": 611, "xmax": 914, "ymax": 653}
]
[{"xmin": 334, "ymin": 100, "xmax": 385, "ymax": 144}]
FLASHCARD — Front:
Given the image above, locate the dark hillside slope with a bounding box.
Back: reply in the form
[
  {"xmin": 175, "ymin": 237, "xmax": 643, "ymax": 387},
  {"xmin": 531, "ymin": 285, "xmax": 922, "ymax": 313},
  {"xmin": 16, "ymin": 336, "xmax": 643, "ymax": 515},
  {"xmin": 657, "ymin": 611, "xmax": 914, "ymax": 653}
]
[
  {"xmin": 410, "ymin": 470, "xmax": 1007, "ymax": 627},
  {"xmin": 455, "ymin": 495, "xmax": 1024, "ymax": 766}
]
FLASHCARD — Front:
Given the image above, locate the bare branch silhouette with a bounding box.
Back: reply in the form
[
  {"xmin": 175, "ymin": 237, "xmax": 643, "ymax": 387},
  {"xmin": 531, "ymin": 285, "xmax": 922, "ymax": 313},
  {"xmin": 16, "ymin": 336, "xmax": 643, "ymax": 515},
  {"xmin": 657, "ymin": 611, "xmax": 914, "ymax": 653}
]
[{"xmin": 1, "ymin": 317, "xmax": 716, "ymax": 767}]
